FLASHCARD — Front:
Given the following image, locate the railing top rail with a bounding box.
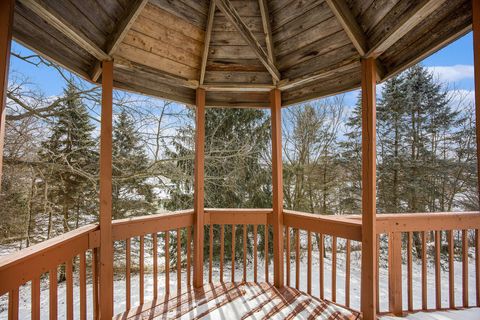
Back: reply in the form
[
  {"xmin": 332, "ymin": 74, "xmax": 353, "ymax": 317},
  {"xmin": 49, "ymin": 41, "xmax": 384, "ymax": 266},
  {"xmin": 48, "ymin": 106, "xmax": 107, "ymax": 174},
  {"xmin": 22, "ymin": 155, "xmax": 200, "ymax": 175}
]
[
  {"xmin": 112, "ymin": 209, "xmax": 195, "ymax": 240},
  {"xmin": 283, "ymin": 210, "xmax": 362, "ymax": 241},
  {"xmin": 0, "ymin": 224, "xmax": 98, "ymax": 296}
]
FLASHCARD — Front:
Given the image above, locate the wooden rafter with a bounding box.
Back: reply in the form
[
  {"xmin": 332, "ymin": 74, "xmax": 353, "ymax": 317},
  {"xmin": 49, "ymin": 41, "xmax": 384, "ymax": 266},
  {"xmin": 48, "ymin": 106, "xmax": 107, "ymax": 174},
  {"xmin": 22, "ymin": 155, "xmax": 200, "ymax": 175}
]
[
  {"xmin": 18, "ymin": 0, "xmax": 110, "ymax": 61},
  {"xmin": 325, "ymin": 0, "xmax": 367, "ymax": 56},
  {"xmin": 216, "ymin": 0, "xmax": 280, "ymax": 81},
  {"xmin": 366, "ymin": 0, "xmax": 446, "ymax": 58},
  {"xmin": 325, "ymin": 0, "xmax": 385, "ymax": 79},
  {"xmin": 199, "ymin": 0, "xmax": 216, "ymax": 85},
  {"xmin": 91, "ymin": 0, "xmax": 149, "ymax": 81},
  {"xmin": 258, "ymin": 0, "xmax": 276, "ymax": 82}
]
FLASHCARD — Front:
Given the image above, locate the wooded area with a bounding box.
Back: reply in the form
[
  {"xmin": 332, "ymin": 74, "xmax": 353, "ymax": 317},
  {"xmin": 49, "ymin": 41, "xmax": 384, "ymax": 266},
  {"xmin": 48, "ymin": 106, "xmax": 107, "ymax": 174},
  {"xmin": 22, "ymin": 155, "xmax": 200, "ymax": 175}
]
[{"xmin": 0, "ymin": 55, "xmax": 476, "ymax": 259}]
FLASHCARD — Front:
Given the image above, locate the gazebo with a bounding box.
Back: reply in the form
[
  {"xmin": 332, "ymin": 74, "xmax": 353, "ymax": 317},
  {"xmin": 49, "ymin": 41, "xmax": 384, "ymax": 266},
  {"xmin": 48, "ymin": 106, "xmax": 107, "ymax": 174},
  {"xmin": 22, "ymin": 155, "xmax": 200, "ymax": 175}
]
[{"xmin": 0, "ymin": 0, "xmax": 479, "ymax": 319}]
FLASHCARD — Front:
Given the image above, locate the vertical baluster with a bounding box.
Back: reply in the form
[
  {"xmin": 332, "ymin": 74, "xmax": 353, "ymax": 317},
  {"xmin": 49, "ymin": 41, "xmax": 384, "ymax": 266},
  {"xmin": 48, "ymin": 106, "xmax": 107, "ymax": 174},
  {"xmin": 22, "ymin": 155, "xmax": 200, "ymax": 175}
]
[
  {"xmin": 80, "ymin": 252, "xmax": 87, "ymax": 320},
  {"xmin": 254, "ymin": 224, "xmax": 258, "ymax": 282},
  {"xmin": 177, "ymin": 228, "xmax": 181, "ymax": 293},
  {"xmin": 8, "ymin": 288, "xmax": 19, "ymax": 320},
  {"xmin": 243, "ymin": 224, "xmax": 247, "ymax": 282},
  {"xmin": 319, "ymin": 233, "xmax": 324, "ymax": 300},
  {"xmin": 462, "ymin": 229, "xmax": 469, "ymax": 307},
  {"xmin": 286, "ymin": 226, "xmax": 291, "ymax": 287},
  {"xmin": 32, "ymin": 276, "xmax": 40, "ymax": 320},
  {"xmin": 332, "ymin": 236, "xmax": 337, "ymax": 302},
  {"xmin": 165, "ymin": 231, "xmax": 170, "ymax": 295},
  {"xmin": 448, "ymin": 230, "xmax": 454, "ymax": 309},
  {"xmin": 435, "ymin": 231, "xmax": 441, "ymax": 310},
  {"xmin": 295, "ymin": 228, "xmax": 300, "ymax": 290},
  {"xmin": 232, "ymin": 224, "xmax": 236, "ymax": 283},
  {"xmin": 476, "ymin": 229, "xmax": 480, "ymax": 307},
  {"xmin": 209, "ymin": 225, "xmax": 213, "ymax": 283},
  {"xmin": 125, "ymin": 238, "xmax": 131, "ymax": 310},
  {"xmin": 49, "ymin": 268, "xmax": 57, "ymax": 320},
  {"xmin": 422, "ymin": 231, "xmax": 427, "ymax": 310},
  {"xmin": 153, "ymin": 233, "xmax": 158, "ymax": 300},
  {"xmin": 187, "ymin": 227, "xmax": 191, "ymax": 287},
  {"xmin": 307, "ymin": 231, "xmax": 312, "ymax": 294},
  {"xmin": 140, "ymin": 235, "xmax": 145, "ymax": 305},
  {"xmin": 346, "ymin": 239, "xmax": 351, "ymax": 308},
  {"xmin": 376, "ymin": 235, "xmax": 380, "ymax": 313},
  {"xmin": 389, "ymin": 232, "xmax": 402, "ymax": 316},
  {"xmin": 92, "ymin": 248, "xmax": 99, "ymax": 320},
  {"xmin": 408, "ymin": 232, "xmax": 413, "ymax": 312},
  {"xmin": 66, "ymin": 259, "xmax": 73, "ymax": 320},
  {"xmin": 220, "ymin": 224, "xmax": 224, "ymax": 282},
  {"xmin": 265, "ymin": 224, "xmax": 269, "ymax": 283}
]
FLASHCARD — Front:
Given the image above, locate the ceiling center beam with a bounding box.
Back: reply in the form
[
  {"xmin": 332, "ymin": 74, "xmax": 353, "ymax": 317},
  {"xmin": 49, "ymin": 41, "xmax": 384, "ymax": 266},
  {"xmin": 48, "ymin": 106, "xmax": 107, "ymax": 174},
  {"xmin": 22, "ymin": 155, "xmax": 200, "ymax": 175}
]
[
  {"xmin": 19, "ymin": 0, "xmax": 110, "ymax": 62},
  {"xmin": 91, "ymin": 0, "xmax": 149, "ymax": 81},
  {"xmin": 216, "ymin": 0, "xmax": 280, "ymax": 82},
  {"xmin": 258, "ymin": 0, "xmax": 276, "ymax": 84}
]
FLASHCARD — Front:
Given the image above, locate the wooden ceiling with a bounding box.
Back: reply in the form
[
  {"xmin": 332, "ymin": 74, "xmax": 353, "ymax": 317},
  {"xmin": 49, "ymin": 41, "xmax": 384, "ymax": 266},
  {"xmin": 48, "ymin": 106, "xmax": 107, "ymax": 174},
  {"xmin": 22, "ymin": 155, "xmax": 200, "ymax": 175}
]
[{"xmin": 12, "ymin": 0, "xmax": 472, "ymax": 107}]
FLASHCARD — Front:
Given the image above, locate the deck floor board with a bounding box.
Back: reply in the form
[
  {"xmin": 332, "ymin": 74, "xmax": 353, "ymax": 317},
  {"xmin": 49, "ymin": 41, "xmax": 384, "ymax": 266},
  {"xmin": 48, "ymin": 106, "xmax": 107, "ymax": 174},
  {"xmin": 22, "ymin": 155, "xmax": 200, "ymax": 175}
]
[{"xmin": 115, "ymin": 282, "xmax": 361, "ymax": 320}]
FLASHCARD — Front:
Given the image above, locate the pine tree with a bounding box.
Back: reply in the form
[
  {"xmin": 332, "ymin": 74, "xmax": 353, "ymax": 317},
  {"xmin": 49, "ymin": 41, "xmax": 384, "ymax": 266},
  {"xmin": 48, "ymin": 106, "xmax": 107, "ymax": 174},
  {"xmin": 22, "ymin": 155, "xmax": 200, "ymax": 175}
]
[
  {"xmin": 112, "ymin": 110, "xmax": 155, "ymax": 219},
  {"xmin": 39, "ymin": 83, "xmax": 97, "ymax": 235}
]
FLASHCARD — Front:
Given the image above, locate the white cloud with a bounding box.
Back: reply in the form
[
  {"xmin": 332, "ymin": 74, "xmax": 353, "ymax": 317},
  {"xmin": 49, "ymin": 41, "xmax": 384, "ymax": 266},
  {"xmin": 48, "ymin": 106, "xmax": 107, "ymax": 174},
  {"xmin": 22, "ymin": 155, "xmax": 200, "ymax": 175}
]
[{"xmin": 426, "ymin": 65, "xmax": 474, "ymax": 83}]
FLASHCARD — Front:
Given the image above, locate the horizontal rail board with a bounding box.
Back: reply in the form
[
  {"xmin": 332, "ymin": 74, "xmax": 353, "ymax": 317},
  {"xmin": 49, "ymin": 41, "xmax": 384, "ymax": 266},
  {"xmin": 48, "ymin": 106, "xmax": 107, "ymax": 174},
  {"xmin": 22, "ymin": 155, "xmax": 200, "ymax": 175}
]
[
  {"xmin": 375, "ymin": 211, "xmax": 480, "ymax": 233},
  {"xmin": 112, "ymin": 210, "xmax": 194, "ymax": 241},
  {"xmin": 283, "ymin": 210, "xmax": 362, "ymax": 241},
  {"xmin": 205, "ymin": 208, "xmax": 272, "ymax": 225},
  {"xmin": 0, "ymin": 224, "xmax": 98, "ymax": 296}
]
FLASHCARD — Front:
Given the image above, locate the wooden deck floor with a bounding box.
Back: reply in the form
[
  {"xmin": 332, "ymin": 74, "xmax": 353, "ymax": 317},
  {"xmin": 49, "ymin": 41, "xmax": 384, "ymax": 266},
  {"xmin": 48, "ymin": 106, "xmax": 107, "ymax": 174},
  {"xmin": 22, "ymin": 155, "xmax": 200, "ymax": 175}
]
[{"xmin": 115, "ymin": 282, "xmax": 361, "ymax": 320}]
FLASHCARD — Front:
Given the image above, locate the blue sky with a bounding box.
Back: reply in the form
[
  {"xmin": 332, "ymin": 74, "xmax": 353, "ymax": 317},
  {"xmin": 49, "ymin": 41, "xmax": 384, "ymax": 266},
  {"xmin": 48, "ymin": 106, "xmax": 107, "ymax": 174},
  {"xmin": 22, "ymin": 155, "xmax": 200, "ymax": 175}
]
[{"xmin": 9, "ymin": 32, "xmax": 476, "ymax": 107}]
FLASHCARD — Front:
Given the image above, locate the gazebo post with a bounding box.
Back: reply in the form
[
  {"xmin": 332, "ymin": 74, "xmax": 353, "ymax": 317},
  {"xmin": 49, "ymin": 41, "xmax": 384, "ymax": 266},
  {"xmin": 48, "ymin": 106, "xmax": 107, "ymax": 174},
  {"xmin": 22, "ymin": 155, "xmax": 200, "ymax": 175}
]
[
  {"xmin": 99, "ymin": 60, "xmax": 114, "ymax": 319},
  {"xmin": 472, "ymin": 0, "xmax": 480, "ymax": 307},
  {"xmin": 193, "ymin": 88, "xmax": 206, "ymax": 288},
  {"xmin": 360, "ymin": 58, "xmax": 377, "ymax": 320},
  {"xmin": 0, "ymin": 0, "xmax": 14, "ymax": 192},
  {"xmin": 271, "ymin": 88, "xmax": 284, "ymax": 288}
]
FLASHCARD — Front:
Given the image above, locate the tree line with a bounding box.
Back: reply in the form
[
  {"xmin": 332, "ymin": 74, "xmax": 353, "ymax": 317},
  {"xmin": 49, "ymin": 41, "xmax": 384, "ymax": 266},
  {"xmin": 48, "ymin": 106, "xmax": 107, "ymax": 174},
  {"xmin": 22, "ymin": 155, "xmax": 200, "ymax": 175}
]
[{"xmin": 0, "ymin": 58, "xmax": 477, "ymax": 263}]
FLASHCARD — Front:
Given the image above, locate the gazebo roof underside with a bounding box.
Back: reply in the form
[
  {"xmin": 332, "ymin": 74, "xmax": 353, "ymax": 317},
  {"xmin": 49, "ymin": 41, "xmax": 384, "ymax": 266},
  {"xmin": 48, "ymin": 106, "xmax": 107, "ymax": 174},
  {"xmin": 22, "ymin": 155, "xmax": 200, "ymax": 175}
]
[{"xmin": 13, "ymin": 0, "xmax": 472, "ymax": 107}]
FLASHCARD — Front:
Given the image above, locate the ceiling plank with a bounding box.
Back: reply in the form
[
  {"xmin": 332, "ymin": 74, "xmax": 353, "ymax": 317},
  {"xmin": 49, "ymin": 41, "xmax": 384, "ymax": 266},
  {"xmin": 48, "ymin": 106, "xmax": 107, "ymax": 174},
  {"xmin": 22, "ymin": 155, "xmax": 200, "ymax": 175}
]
[
  {"xmin": 258, "ymin": 0, "xmax": 276, "ymax": 84},
  {"xmin": 91, "ymin": 0, "xmax": 149, "ymax": 81},
  {"xmin": 18, "ymin": 0, "xmax": 110, "ymax": 61},
  {"xmin": 114, "ymin": 56, "xmax": 199, "ymax": 89},
  {"xmin": 216, "ymin": 0, "xmax": 280, "ymax": 81},
  {"xmin": 325, "ymin": 0, "xmax": 367, "ymax": 56},
  {"xmin": 200, "ymin": 83, "xmax": 275, "ymax": 92},
  {"xmin": 200, "ymin": 0, "xmax": 216, "ymax": 85},
  {"xmin": 366, "ymin": 0, "xmax": 446, "ymax": 58}
]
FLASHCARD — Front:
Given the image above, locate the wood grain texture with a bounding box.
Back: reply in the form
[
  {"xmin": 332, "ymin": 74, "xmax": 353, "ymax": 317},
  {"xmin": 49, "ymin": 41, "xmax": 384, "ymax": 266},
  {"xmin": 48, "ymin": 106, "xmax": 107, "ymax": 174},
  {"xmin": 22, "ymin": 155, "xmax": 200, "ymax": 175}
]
[{"xmin": 360, "ymin": 58, "xmax": 377, "ymax": 320}]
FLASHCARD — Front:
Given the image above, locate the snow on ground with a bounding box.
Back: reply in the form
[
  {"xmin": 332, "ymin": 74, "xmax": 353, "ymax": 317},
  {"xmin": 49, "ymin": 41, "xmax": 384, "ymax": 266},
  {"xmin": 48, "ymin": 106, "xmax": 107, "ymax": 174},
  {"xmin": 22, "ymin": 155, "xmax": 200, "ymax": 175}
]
[{"xmin": 0, "ymin": 248, "xmax": 479, "ymax": 319}]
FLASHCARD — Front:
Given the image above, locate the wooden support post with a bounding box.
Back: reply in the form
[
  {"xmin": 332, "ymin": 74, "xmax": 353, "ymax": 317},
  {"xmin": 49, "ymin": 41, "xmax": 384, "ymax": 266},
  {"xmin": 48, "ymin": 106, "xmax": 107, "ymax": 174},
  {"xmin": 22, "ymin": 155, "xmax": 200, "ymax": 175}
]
[
  {"xmin": 473, "ymin": 0, "xmax": 480, "ymax": 306},
  {"xmin": 388, "ymin": 232, "xmax": 402, "ymax": 316},
  {"xmin": 0, "ymin": 0, "xmax": 14, "ymax": 191},
  {"xmin": 361, "ymin": 58, "xmax": 377, "ymax": 320},
  {"xmin": 193, "ymin": 88, "xmax": 206, "ymax": 288},
  {"xmin": 271, "ymin": 88, "xmax": 284, "ymax": 287},
  {"xmin": 99, "ymin": 60, "xmax": 114, "ymax": 319}
]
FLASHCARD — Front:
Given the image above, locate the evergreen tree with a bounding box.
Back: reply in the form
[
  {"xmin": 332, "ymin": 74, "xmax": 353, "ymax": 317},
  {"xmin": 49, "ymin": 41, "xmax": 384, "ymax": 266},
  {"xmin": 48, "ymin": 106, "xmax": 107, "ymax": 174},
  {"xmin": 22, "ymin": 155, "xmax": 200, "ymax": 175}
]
[
  {"xmin": 112, "ymin": 110, "xmax": 155, "ymax": 219},
  {"xmin": 39, "ymin": 83, "xmax": 97, "ymax": 235},
  {"xmin": 165, "ymin": 107, "xmax": 271, "ymax": 260}
]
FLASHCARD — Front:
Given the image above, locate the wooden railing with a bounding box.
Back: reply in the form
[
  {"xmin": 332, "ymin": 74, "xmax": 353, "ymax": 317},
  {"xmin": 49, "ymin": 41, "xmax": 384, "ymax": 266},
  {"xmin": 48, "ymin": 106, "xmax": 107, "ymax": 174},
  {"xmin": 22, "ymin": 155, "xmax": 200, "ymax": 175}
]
[
  {"xmin": 204, "ymin": 208, "xmax": 272, "ymax": 284},
  {"xmin": 111, "ymin": 209, "xmax": 194, "ymax": 317},
  {"xmin": 283, "ymin": 210, "xmax": 363, "ymax": 309},
  {"xmin": 0, "ymin": 224, "xmax": 100, "ymax": 319},
  {"xmin": 373, "ymin": 212, "xmax": 480, "ymax": 316},
  {"xmin": 1, "ymin": 209, "xmax": 479, "ymax": 318}
]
